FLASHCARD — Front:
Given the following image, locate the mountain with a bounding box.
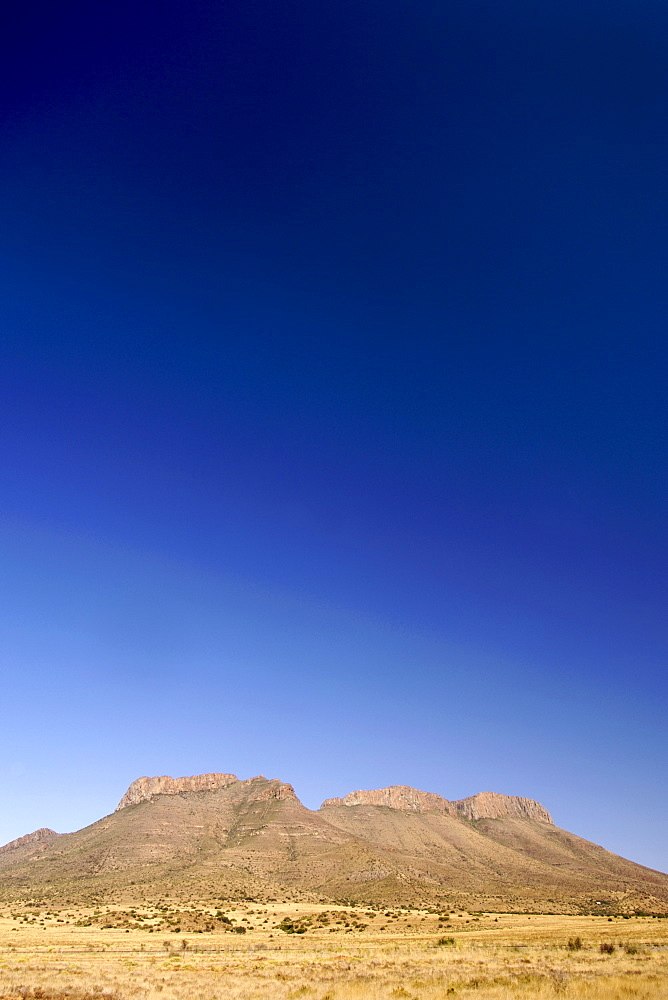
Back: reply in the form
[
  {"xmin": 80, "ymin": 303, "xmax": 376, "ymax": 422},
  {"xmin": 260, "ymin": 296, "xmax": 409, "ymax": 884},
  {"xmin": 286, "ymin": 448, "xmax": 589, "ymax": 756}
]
[
  {"xmin": 1, "ymin": 773, "xmax": 666, "ymax": 913},
  {"xmin": 0, "ymin": 828, "xmax": 59, "ymax": 854},
  {"xmin": 322, "ymin": 786, "xmax": 553, "ymax": 822}
]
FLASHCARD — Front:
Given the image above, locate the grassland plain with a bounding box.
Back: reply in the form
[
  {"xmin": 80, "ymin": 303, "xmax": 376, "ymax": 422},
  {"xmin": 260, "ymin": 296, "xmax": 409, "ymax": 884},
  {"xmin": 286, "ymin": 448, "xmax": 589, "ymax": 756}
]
[{"xmin": 0, "ymin": 902, "xmax": 667, "ymax": 1000}]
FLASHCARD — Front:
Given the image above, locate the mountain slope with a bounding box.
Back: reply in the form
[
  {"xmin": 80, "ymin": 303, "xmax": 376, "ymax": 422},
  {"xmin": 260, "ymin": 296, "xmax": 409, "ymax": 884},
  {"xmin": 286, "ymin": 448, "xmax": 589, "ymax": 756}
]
[
  {"xmin": 1, "ymin": 774, "xmax": 666, "ymax": 912},
  {"xmin": 319, "ymin": 786, "xmax": 668, "ymax": 909}
]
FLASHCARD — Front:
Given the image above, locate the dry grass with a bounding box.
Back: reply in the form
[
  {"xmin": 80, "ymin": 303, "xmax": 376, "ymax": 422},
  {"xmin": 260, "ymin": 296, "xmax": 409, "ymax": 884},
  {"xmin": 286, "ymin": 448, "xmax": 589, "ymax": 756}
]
[{"xmin": 1, "ymin": 903, "xmax": 667, "ymax": 1000}]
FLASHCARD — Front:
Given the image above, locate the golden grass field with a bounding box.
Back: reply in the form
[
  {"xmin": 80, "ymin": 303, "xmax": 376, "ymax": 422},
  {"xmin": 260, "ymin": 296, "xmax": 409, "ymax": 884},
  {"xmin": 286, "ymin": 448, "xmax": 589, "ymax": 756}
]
[{"xmin": 1, "ymin": 902, "xmax": 667, "ymax": 1000}]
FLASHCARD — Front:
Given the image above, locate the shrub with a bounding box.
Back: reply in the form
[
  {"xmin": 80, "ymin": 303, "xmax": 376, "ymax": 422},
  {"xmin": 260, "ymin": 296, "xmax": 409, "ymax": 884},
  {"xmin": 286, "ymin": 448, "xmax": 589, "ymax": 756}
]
[
  {"xmin": 600, "ymin": 942, "xmax": 615, "ymax": 954},
  {"xmin": 437, "ymin": 936, "xmax": 456, "ymax": 947},
  {"xmin": 567, "ymin": 936, "xmax": 582, "ymax": 951}
]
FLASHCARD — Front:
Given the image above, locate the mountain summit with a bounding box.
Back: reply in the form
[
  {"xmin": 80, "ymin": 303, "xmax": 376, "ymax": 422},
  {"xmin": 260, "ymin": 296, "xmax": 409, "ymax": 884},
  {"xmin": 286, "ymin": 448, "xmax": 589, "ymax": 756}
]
[
  {"xmin": 322, "ymin": 785, "xmax": 553, "ymax": 823},
  {"xmin": 1, "ymin": 772, "xmax": 666, "ymax": 913},
  {"xmin": 116, "ymin": 773, "xmax": 239, "ymax": 809}
]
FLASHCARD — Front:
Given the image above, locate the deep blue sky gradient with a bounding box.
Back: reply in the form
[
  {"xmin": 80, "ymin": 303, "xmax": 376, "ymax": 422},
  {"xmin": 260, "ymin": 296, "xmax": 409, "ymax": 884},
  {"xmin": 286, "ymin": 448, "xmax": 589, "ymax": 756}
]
[{"xmin": 1, "ymin": 0, "xmax": 667, "ymax": 871}]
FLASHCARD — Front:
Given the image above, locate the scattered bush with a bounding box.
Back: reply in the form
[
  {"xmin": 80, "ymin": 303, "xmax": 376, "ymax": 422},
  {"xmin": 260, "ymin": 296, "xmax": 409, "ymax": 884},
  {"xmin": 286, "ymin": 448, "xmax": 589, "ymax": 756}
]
[
  {"xmin": 279, "ymin": 918, "xmax": 307, "ymax": 934},
  {"xmin": 599, "ymin": 942, "xmax": 615, "ymax": 954}
]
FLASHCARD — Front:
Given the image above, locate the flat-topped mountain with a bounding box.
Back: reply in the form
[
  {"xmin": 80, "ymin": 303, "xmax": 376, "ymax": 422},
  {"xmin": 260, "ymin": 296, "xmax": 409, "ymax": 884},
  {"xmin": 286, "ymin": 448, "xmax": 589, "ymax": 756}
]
[
  {"xmin": 322, "ymin": 786, "xmax": 553, "ymax": 823},
  {"xmin": 117, "ymin": 773, "xmax": 239, "ymax": 809},
  {"xmin": 1, "ymin": 773, "xmax": 666, "ymax": 913}
]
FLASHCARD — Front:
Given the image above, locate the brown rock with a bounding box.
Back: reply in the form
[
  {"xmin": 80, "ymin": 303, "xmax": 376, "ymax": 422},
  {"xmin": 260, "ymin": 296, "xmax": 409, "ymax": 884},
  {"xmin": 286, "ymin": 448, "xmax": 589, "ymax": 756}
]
[
  {"xmin": 322, "ymin": 785, "xmax": 552, "ymax": 824},
  {"xmin": 322, "ymin": 785, "xmax": 452, "ymax": 813},
  {"xmin": 453, "ymin": 791, "xmax": 552, "ymax": 823},
  {"xmin": 116, "ymin": 772, "xmax": 238, "ymax": 810},
  {"xmin": 254, "ymin": 781, "xmax": 298, "ymax": 802},
  {"xmin": 0, "ymin": 828, "xmax": 59, "ymax": 853}
]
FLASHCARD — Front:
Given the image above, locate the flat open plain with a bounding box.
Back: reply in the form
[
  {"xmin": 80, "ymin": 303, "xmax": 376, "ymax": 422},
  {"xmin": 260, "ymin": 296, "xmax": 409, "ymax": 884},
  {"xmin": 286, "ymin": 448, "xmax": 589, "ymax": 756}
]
[{"xmin": 1, "ymin": 904, "xmax": 666, "ymax": 1000}]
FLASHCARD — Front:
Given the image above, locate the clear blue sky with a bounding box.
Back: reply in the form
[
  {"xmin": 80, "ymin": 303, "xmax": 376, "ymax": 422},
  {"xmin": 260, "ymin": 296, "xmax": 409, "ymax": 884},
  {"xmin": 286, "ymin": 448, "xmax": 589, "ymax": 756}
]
[{"xmin": 1, "ymin": 0, "xmax": 666, "ymax": 872}]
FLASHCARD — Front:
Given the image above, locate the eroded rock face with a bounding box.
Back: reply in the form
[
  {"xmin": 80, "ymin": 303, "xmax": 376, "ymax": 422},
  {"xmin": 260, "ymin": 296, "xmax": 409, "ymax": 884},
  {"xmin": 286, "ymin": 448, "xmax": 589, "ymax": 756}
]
[
  {"xmin": 0, "ymin": 828, "xmax": 59, "ymax": 853},
  {"xmin": 253, "ymin": 780, "xmax": 298, "ymax": 802},
  {"xmin": 322, "ymin": 786, "xmax": 552, "ymax": 824},
  {"xmin": 322, "ymin": 785, "xmax": 451, "ymax": 813},
  {"xmin": 115, "ymin": 772, "xmax": 551, "ymax": 824},
  {"xmin": 453, "ymin": 791, "xmax": 552, "ymax": 823},
  {"xmin": 116, "ymin": 773, "xmax": 238, "ymax": 810}
]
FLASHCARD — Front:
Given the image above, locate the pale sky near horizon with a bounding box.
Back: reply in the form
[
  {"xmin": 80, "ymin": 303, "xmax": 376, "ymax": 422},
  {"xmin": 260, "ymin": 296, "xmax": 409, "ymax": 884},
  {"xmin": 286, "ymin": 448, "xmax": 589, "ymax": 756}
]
[{"xmin": 1, "ymin": 0, "xmax": 667, "ymax": 873}]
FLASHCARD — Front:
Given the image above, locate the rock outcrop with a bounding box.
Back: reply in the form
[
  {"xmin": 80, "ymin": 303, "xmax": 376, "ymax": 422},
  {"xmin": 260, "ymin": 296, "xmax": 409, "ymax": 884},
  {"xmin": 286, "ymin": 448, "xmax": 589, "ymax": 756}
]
[
  {"xmin": 322, "ymin": 785, "xmax": 451, "ymax": 813},
  {"xmin": 117, "ymin": 774, "xmax": 551, "ymax": 822},
  {"xmin": 322, "ymin": 785, "xmax": 552, "ymax": 824},
  {"xmin": 117, "ymin": 773, "xmax": 238, "ymax": 810},
  {"xmin": 0, "ymin": 828, "xmax": 59, "ymax": 853},
  {"xmin": 453, "ymin": 791, "xmax": 552, "ymax": 823},
  {"xmin": 253, "ymin": 780, "xmax": 298, "ymax": 802}
]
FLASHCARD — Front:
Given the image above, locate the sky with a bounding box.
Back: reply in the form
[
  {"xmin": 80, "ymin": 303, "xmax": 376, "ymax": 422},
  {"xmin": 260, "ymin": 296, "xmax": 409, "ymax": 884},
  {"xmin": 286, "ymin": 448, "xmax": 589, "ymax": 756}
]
[{"xmin": 1, "ymin": 0, "xmax": 666, "ymax": 872}]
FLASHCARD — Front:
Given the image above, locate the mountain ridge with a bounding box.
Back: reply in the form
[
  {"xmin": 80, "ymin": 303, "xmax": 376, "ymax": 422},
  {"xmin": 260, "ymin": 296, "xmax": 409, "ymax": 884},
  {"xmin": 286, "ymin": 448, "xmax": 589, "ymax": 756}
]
[
  {"xmin": 1, "ymin": 772, "xmax": 666, "ymax": 913},
  {"xmin": 117, "ymin": 773, "xmax": 240, "ymax": 809},
  {"xmin": 321, "ymin": 785, "xmax": 553, "ymax": 823},
  {"xmin": 0, "ymin": 828, "xmax": 59, "ymax": 854}
]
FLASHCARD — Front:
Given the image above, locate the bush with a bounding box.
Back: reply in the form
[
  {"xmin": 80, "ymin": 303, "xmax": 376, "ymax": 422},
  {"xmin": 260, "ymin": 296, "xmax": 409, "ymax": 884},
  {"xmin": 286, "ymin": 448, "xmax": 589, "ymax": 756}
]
[
  {"xmin": 567, "ymin": 936, "xmax": 582, "ymax": 951},
  {"xmin": 600, "ymin": 942, "xmax": 615, "ymax": 954},
  {"xmin": 279, "ymin": 918, "xmax": 306, "ymax": 934},
  {"xmin": 437, "ymin": 936, "xmax": 456, "ymax": 947}
]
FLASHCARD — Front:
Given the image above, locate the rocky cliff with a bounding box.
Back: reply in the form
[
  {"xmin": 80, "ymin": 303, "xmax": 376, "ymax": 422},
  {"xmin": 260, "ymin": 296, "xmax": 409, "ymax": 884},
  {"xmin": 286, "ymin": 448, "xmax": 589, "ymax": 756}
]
[
  {"xmin": 322, "ymin": 785, "xmax": 552, "ymax": 824},
  {"xmin": 116, "ymin": 773, "xmax": 239, "ymax": 810},
  {"xmin": 116, "ymin": 773, "xmax": 299, "ymax": 810},
  {"xmin": 251, "ymin": 780, "xmax": 298, "ymax": 802},
  {"xmin": 322, "ymin": 785, "xmax": 451, "ymax": 813},
  {"xmin": 453, "ymin": 791, "xmax": 552, "ymax": 823},
  {"xmin": 0, "ymin": 828, "xmax": 59, "ymax": 853}
]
